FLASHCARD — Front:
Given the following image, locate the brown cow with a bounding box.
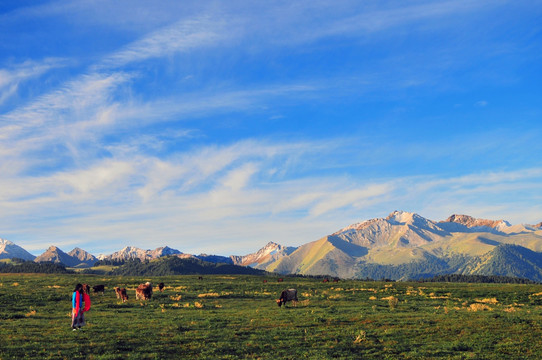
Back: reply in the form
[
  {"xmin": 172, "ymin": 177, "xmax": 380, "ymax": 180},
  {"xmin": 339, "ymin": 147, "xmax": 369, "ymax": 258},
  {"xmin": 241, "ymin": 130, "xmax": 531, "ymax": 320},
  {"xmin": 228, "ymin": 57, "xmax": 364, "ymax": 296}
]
[
  {"xmin": 135, "ymin": 282, "xmax": 153, "ymax": 300},
  {"xmin": 276, "ymin": 288, "xmax": 298, "ymax": 307},
  {"xmin": 158, "ymin": 282, "xmax": 165, "ymax": 292},
  {"xmin": 277, "ymin": 278, "xmax": 283, "ymax": 283},
  {"xmin": 119, "ymin": 288, "xmax": 128, "ymax": 302},
  {"xmin": 114, "ymin": 287, "xmax": 121, "ymax": 299}
]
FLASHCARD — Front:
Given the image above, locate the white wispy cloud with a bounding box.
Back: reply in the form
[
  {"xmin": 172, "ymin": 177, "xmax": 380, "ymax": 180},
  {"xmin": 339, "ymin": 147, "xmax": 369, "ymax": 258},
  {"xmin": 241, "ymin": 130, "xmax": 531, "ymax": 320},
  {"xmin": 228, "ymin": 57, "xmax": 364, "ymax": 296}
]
[
  {"xmin": 98, "ymin": 15, "xmax": 234, "ymax": 69},
  {"xmin": 3, "ymin": 126, "xmax": 541, "ymax": 254},
  {"xmin": 0, "ymin": 58, "xmax": 66, "ymax": 105}
]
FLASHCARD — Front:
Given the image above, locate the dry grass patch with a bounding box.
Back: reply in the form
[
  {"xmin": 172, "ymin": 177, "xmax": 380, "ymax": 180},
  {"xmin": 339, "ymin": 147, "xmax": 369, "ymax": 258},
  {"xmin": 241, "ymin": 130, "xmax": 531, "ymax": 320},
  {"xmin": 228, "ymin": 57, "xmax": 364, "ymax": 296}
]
[
  {"xmin": 475, "ymin": 297, "xmax": 498, "ymax": 304},
  {"xmin": 467, "ymin": 303, "xmax": 492, "ymax": 312},
  {"xmin": 198, "ymin": 292, "xmax": 219, "ymax": 298},
  {"xmin": 406, "ymin": 287, "xmax": 418, "ymax": 296},
  {"xmin": 194, "ymin": 301, "xmax": 204, "ymax": 308},
  {"xmin": 171, "ymin": 286, "xmax": 188, "ymax": 291}
]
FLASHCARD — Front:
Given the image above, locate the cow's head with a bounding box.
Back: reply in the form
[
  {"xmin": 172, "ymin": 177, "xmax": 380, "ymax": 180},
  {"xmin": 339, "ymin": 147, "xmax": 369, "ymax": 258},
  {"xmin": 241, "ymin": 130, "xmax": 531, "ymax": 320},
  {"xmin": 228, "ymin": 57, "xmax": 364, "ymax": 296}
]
[{"xmin": 276, "ymin": 299, "xmax": 282, "ymax": 307}]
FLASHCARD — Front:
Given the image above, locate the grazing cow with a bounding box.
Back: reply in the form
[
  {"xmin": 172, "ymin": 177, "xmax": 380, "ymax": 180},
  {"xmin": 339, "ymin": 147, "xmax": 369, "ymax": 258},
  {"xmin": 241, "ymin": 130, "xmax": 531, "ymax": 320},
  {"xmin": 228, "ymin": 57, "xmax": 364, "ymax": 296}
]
[
  {"xmin": 93, "ymin": 284, "xmax": 105, "ymax": 294},
  {"xmin": 119, "ymin": 288, "xmax": 128, "ymax": 302},
  {"xmin": 333, "ymin": 278, "xmax": 340, "ymax": 283},
  {"xmin": 322, "ymin": 278, "xmax": 329, "ymax": 283},
  {"xmin": 158, "ymin": 282, "xmax": 165, "ymax": 292},
  {"xmin": 263, "ymin": 280, "xmax": 268, "ymax": 283},
  {"xmin": 135, "ymin": 282, "xmax": 153, "ymax": 300},
  {"xmin": 277, "ymin": 278, "xmax": 283, "ymax": 283},
  {"xmin": 198, "ymin": 276, "xmax": 203, "ymax": 280},
  {"xmin": 114, "ymin": 287, "xmax": 121, "ymax": 299},
  {"xmin": 276, "ymin": 288, "xmax": 298, "ymax": 307}
]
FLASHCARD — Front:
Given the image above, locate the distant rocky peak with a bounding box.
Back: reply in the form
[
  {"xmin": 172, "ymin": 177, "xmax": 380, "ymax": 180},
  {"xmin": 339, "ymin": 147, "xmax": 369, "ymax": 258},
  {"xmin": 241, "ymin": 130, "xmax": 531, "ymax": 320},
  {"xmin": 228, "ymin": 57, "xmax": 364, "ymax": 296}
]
[
  {"xmin": 334, "ymin": 211, "xmax": 426, "ymax": 235},
  {"xmin": 261, "ymin": 241, "xmax": 281, "ymax": 251},
  {"xmin": 386, "ymin": 210, "xmax": 420, "ymax": 224},
  {"xmin": 230, "ymin": 241, "xmax": 296, "ymax": 267},
  {"xmin": 445, "ymin": 214, "xmax": 508, "ymax": 229},
  {"xmin": 68, "ymin": 247, "xmax": 96, "ymax": 262}
]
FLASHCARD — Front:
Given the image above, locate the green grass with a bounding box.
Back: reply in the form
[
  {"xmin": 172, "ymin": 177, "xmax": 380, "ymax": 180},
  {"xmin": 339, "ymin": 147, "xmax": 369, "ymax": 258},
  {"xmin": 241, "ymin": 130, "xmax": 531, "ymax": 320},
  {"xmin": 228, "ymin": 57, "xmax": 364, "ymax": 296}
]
[
  {"xmin": 71, "ymin": 265, "xmax": 118, "ymax": 273},
  {"xmin": 1, "ymin": 274, "xmax": 542, "ymax": 359}
]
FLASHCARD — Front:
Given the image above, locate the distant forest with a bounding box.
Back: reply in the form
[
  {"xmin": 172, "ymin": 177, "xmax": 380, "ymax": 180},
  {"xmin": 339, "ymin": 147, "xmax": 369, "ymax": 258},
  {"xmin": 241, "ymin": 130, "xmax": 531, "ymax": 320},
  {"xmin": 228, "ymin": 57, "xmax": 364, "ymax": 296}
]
[
  {"xmin": 88, "ymin": 257, "xmax": 266, "ymax": 276},
  {"xmin": 1, "ymin": 257, "xmax": 538, "ymax": 283},
  {"xmin": 419, "ymin": 274, "xmax": 538, "ymax": 284},
  {"xmin": 0, "ymin": 259, "xmax": 73, "ymax": 274}
]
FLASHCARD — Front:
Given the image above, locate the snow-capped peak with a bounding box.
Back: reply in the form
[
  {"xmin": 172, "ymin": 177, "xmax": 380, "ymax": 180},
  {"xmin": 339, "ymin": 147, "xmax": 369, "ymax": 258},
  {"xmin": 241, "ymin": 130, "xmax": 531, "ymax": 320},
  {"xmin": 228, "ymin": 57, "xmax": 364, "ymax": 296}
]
[{"xmin": 0, "ymin": 238, "xmax": 15, "ymax": 246}]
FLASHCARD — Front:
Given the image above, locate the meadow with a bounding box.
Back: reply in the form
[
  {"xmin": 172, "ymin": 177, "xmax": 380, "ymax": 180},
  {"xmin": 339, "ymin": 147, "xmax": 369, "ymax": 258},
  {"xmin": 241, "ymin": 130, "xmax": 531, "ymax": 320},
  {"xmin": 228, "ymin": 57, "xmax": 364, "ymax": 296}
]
[{"xmin": 1, "ymin": 273, "xmax": 542, "ymax": 359}]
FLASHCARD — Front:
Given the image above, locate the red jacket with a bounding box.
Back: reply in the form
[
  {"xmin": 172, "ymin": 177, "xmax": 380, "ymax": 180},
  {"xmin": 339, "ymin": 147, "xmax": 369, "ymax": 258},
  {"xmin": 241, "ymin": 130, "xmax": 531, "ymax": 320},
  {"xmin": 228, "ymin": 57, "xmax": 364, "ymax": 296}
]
[{"xmin": 82, "ymin": 293, "xmax": 91, "ymax": 312}]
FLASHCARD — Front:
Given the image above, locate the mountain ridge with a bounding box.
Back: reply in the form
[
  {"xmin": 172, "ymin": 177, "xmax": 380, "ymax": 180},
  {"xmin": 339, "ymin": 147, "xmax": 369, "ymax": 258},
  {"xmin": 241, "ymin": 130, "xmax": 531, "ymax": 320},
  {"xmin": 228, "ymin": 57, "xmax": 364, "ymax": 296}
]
[{"xmin": 2, "ymin": 211, "xmax": 542, "ymax": 279}]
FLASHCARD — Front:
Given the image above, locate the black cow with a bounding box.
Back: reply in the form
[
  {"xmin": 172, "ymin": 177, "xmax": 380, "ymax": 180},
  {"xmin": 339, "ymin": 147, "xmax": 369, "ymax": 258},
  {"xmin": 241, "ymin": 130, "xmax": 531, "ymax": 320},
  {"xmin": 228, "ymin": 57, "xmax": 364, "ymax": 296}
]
[
  {"xmin": 93, "ymin": 284, "xmax": 105, "ymax": 294},
  {"xmin": 276, "ymin": 288, "xmax": 298, "ymax": 307}
]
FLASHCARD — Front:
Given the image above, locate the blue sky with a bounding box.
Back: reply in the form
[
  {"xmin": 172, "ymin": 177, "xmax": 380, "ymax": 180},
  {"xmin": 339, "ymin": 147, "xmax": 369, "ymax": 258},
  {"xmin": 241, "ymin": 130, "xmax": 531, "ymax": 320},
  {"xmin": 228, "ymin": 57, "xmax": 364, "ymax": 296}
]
[{"xmin": 1, "ymin": 0, "xmax": 541, "ymax": 256}]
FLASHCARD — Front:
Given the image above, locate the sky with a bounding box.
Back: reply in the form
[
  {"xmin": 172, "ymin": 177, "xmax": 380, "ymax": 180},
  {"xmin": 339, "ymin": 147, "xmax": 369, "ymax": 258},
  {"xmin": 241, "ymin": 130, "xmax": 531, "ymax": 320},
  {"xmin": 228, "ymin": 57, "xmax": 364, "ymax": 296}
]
[{"xmin": 1, "ymin": 0, "xmax": 541, "ymax": 257}]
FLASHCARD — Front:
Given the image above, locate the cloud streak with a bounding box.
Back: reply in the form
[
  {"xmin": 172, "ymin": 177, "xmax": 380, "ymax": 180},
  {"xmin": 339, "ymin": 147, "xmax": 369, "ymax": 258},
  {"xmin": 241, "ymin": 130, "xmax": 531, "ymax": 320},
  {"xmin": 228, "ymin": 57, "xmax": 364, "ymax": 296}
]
[
  {"xmin": 2, "ymin": 129, "xmax": 541, "ymax": 255},
  {"xmin": 0, "ymin": 58, "xmax": 66, "ymax": 105}
]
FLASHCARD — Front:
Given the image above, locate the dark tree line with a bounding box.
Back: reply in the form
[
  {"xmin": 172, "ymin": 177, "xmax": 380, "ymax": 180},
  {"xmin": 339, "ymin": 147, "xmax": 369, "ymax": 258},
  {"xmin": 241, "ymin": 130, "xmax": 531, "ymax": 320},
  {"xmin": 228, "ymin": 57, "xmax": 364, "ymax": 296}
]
[
  {"xmin": 0, "ymin": 260, "xmax": 73, "ymax": 274},
  {"xmin": 93, "ymin": 259, "xmax": 127, "ymax": 266},
  {"xmin": 419, "ymin": 274, "xmax": 537, "ymax": 284},
  {"xmin": 107, "ymin": 256, "xmax": 267, "ymax": 276}
]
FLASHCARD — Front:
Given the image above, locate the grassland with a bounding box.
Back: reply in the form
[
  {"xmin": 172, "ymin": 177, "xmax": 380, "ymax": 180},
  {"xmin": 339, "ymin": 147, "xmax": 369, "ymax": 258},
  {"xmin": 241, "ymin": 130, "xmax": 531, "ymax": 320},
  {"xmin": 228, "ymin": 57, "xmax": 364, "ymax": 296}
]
[{"xmin": 1, "ymin": 274, "xmax": 542, "ymax": 359}]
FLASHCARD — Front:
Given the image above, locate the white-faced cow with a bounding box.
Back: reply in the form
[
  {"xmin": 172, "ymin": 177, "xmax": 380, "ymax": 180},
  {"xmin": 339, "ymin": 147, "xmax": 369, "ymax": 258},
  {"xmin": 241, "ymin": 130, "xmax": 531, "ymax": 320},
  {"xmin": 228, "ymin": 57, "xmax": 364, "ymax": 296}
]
[
  {"xmin": 276, "ymin": 288, "xmax": 298, "ymax": 307},
  {"xmin": 135, "ymin": 282, "xmax": 153, "ymax": 300}
]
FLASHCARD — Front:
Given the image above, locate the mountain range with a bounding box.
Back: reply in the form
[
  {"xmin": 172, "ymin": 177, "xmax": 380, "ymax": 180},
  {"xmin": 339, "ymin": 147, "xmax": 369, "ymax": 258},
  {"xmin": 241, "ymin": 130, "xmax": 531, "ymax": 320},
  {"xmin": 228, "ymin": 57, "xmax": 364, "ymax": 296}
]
[{"xmin": 2, "ymin": 211, "xmax": 542, "ymax": 280}]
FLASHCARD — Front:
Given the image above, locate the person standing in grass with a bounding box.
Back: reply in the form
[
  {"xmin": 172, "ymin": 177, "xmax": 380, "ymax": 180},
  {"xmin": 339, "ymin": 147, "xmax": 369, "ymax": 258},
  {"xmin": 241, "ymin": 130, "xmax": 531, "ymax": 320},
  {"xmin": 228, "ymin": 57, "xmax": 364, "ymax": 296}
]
[
  {"xmin": 71, "ymin": 283, "xmax": 83, "ymax": 331},
  {"xmin": 80, "ymin": 284, "xmax": 91, "ymax": 327}
]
